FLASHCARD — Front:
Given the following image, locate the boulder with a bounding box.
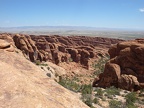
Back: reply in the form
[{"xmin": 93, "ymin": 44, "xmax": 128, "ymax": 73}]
[
  {"xmin": 0, "ymin": 39, "xmax": 14, "ymax": 52},
  {"xmin": 93, "ymin": 39, "xmax": 144, "ymax": 91},
  {"xmin": 0, "ymin": 39, "xmax": 11, "ymax": 49},
  {"xmin": 93, "ymin": 63, "xmax": 121, "ymax": 88},
  {"xmin": 118, "ymin": 75, "xmax": 140, "ymax": 91}
]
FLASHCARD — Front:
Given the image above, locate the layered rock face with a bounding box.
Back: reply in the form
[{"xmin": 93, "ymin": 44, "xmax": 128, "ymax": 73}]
[
  {"xmin": 0, "ymin": 33, "xmax": 122, "ymax": 69},
  {"xmin": 93, "ymin": 39, "xmax": 144, "ymax": 91}
]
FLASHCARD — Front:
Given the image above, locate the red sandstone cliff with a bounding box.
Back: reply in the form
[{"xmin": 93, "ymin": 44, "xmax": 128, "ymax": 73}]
[
  {"xmin": 0, "ymin": 33, "xmax": 123, "ymax": 69},
  {"xmin": 93, "ymin": 39, "xmax": 144, "ymax": 91}
]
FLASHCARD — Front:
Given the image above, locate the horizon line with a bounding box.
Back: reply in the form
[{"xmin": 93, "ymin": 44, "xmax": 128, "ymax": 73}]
[{"xmin": 0, "ymin": 25, "xmax": 144, "ymax": 31}]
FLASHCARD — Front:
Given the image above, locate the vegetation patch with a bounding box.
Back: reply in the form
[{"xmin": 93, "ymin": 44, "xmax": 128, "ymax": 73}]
[
  {"xmin": 34, "ymin": 60, "xmax": 48, "ymax": 66},
  {"xmin": 92, "ymin": 56, "xmax": 109, "ymax": 76},
  {"xmin": 58, "ymin": 77, "xmax": 81, "ymax": 92},
  {"xmin": 94, "ymin": 88, "xmax": 104, "ymax": 99},
  {"xmin": 58, "ymin": 76, "xmax": 94, "ymax": 107},
  {"xmin": 109, "ymin": 100, "xmax": 123, "ymax": 108},
  {"xmin": 125, "ymin": 92, "xmax": 137, "ymax": 108},
  {"xmin": 104, "ymin": 86, "xmax": 120, "ymax": 96},
  {"xmin": 57, "ymin": 55, "xmax": 143, "ymax": 108}
]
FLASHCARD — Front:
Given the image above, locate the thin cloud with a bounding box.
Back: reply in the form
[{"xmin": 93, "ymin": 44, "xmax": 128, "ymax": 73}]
[{"xmin": 139, "ymin": 8, "xmax": 144, "ymax": 12}]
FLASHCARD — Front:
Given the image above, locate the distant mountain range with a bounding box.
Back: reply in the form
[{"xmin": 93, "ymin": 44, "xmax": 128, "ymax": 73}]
[
  {"xmin": 0, "ymin": 26, "xmax": 144, "ymax": 40},
  {"xmin": 0, "ymin": 26, "xmax": 142, "ymax": 31}
]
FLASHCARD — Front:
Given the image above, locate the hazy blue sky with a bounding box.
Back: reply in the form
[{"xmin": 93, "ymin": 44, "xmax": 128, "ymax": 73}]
[{"xmin": 0, "ymin": 0, "xmax": 144, "ymax": 29}]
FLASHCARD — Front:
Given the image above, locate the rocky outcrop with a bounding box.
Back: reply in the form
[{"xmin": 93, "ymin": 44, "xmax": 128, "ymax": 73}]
[
  {"xmin": 0, "ymin": 46, "xmax": 89, "ymax": 108},
  {"xmin": 29, "ymin": 35, "xmax": 123, "ymax": 68},
  {"xmin": 12, "ymin": 34, "xmax": 38, "ymax": 62},
  {"xmin": 0, "ymin": 39, "xmax": 14, "ymax": 52},
  {"xmin": 93, "ymin": 39, "xmax": 144, "ymax": 91},
  {"xmin": 0, "ymin": 33, "xmax": 123, "ymax": 69}
]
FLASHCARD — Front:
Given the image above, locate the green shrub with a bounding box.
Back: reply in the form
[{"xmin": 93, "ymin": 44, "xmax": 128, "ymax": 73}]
[
  {"xmin": 58, "ymin": 77, "xmax": 81, "ymax": 92},
  {"xmin": 95, "ymin": 88, "xmax": 104, "ymax": 97},
  {"xmin": 104, "ymin": 86, "xmax": 120, "ymax": 96},
  {"xmin": 58, "ymin": 77, "xmax": 94, "ymax": 107},
  {"xmin": 107, "ymin": 95, "xmax": 113, "ymax": 99},
  {"xmin": 81, "ymin": 84, "xmax": 92, "ymax": 95},
  {"xmin": 109, "ymin": 100, "xmax": 122, "ymax": 108},
  {"xmin": 34, "ymin": 60, "xmax": 48, "ymax": 66},
  {"xmin": 126, "ymin": 104, "xmax": 137, "ymax": 108},
  {"xmin": 93, "ymin": 98, "xmax": 99, "ymax": 104},
  {"xmin": 83, "ymin": 97, "xmax": 93, "ymax": 107},
  {"xmin": 93, "ymin": 56, "xmax": 109, "ymax": 76},
  {"xmin": 80, "ymin": 84, "xmax": 93, "ymax": 107},
  {"xmin": 125, "ymin": 92, "xmax": 137, "ymax": 107},
  {"xmin": 35, "ymin": 60, "xmax": 41, "ymax": 65},
  {"xmin": 40, "ymin": 63, "xmax": 48, "ymax": 66}
]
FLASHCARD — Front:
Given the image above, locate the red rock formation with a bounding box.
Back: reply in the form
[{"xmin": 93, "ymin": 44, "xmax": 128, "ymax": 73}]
[
  {"xmin": 12, "ymin": 34, "xmax": 37, "ymax": 62},
  {"xmin": 93, "ymin": 39, "xmax": 144, "ymax": 91},
  {"xmin": 0, "ymin": 33, "xmax": 123, "ymax": 69},
  {"xmin": 0, "ymin": 33, "xmax": 15, "ymax": 52},
  {"xmin": 0, "ymin": 39, "xmax": 14, "ymax": 52}
]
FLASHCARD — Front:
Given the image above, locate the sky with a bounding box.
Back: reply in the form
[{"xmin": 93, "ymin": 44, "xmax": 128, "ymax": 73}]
[{"xmin": 0, "ymin": 0, "xmax": 144, "ymax": 29}]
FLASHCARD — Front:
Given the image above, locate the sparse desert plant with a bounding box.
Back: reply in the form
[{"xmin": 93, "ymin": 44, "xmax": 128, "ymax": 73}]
[
  {"xmin": 40, "ymin": 63, "xmax": 48, "ymax": 66},
  {"xmin": 126, "ymin": 104, "xmax": 137, "ymax": 108},
  {"xmin": 69, "ymin": 58, "xmax": 73, "ymax": 62},
  {"xmin": 104, "ymin": 86, "xmax": 120, "ymax": 96},
  {"xmin": 35, "ymin": 60, "xmax": 41, "ymax": 65},
  {"xmin": 109, "ymin": 100, "xmax": 123, "ymax": 108},
  {"xmin": 93, "ymin": 56, "xmax": 109, "ymax": 76},
  {"xmin": 107, "ymin": 95, "xmax": 113, "ymax": 99},
  {"xmin": 81, "ymin": 84, "xmax": 92, "ymax": 95},
  {"xmin": 93, "ymin": 97, "xmax": 99, "ymax": 104},
  {"xmin": 58, "ymin": 76, "xmax": 95, "ymax": 107},
  {"xmin": 72, "ymin": 76, "xmax": 80, "ymax": 82},
  {"xmin": 95, "ymin": 88, "xmax": 104, "ymax": 97},
  {"xmin": 125, "ymin": 92, "xmax": 137, "ymax": 108},
  {"xmin": 80, "ymin": 84, "xmax": 93, "ymax": 107},
  {"xmin": 34, "ymin": 60, "xmax": 48, "ymax": 66},
  {"xmin": 58, "ymin": 77, "xmax": 81, "ymax": 92},
  {"xmin": 82, "ymin": 96, "xmax": 93, "ymax": 107}
]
